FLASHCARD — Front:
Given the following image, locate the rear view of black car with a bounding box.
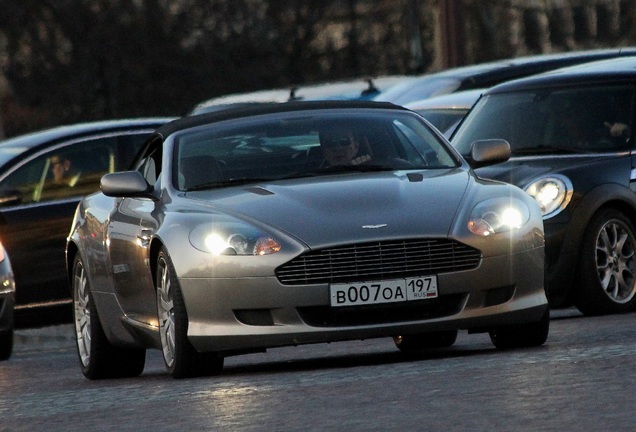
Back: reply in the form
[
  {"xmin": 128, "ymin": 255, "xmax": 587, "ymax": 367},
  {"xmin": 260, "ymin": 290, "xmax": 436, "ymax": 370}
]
[{"xmin": 451, "ymin": 56, "xmax": 636, "ymax": 315}]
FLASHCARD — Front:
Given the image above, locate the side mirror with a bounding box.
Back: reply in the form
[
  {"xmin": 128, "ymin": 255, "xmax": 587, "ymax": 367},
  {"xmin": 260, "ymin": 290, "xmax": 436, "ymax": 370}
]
[
  {"xmin": 0, "ymin": 190, "xmax": 22, "ymax": 207},
  {"xmin": 469, "ymin": 139, "xmax": 511, "ymax": 168},
  {"xmin": 100, "ymin": 171, "xmax": 154, "ymax": 198}
]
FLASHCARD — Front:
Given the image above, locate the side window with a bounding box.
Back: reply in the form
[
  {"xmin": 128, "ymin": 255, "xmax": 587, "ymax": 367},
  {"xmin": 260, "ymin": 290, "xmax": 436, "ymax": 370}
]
[
  {"xmin": 137, "ymin": 144, "xmax": 162, "ymax": 186},
  {"xmin": 0, "ymin": 158, "xmax": 47, "ymax": 206},
  {"xmin": 0, "ymin": 137, "xmax": 117, "ymax": 206}
]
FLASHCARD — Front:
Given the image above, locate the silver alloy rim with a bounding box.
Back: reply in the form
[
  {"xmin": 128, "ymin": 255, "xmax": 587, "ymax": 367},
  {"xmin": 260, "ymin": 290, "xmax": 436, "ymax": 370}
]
[
  {"xmin": 157, "ymin": 256, "xmax": 176, "ymax": 368},
  {"xmin": 596, "ymin": 219, "xmax": 636, "ymax": 304},
  {"xmin": 73, "ymin": 261, "xmax": 91, "ymax": 367}
]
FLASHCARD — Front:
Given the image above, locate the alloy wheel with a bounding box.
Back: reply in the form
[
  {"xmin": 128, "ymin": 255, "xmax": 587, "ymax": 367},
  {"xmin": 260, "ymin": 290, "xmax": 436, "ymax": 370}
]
[
  {"xmin": 595, "ymin": 219, "xmax": 636, "ymax": 304},
  {"xmin": 157, "ymin": 256, "xmax": 176, "ymax": 368},
  {"xmin": 73, "ymin": 260, "xmax": 91, "ymax": 367}
]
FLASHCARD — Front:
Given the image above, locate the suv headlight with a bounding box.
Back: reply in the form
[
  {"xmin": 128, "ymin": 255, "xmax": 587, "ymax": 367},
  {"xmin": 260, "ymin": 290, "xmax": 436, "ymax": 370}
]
[
  {"xmin": 190, "ymin": 222, "xmax": 281, "ymax": 256},
  {"xmin": 468, "ymin": 197, "xmax": 531, "ymax": 236},
  {"xmin": 524, "ymin": 175, "xmax": 573, "ymax": 219}
]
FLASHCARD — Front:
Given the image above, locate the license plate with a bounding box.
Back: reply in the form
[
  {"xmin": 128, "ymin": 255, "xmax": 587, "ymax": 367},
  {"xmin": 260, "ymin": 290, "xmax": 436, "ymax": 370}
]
[{"xmin": 330, "ymin": 276, "xmax": 438, "ymax": 307}]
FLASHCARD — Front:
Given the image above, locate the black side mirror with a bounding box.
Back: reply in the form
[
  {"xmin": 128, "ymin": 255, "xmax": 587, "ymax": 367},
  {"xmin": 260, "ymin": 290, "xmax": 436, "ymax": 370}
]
[
  {"xmin": 0, "ymin": 190, "xmax": 22, "ymax": 207},
  {"xmin": 469, "ymin": 139, "xmax": 511, "ymax": 168}
]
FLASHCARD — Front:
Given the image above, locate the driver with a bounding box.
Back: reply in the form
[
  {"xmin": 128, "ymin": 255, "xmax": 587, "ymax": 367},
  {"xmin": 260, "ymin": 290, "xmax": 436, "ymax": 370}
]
[{"xmin": 319, "ymin": 127, "xmax": 371, "ymax": 166}]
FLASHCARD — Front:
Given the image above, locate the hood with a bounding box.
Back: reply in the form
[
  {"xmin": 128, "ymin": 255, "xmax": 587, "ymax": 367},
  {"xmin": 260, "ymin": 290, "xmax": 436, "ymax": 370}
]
[
  {"xmin": 474, "ymin": 154, "xmax": 624, "ymax": 189},
  {"xmin": 184, "ymin": 169, "xmax": 471, "ymax": 247}
]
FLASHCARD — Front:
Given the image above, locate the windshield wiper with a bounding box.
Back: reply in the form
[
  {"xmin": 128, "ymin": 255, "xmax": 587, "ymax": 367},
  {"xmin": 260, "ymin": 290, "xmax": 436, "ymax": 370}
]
[
  {"xmin": 315, "ymin": 164, "xmax": 396, "ymax": 174},
  {"xmin": 513, "ymin": 145, "xmax": 590, "ymax": 155},
  {"xmin": 186, "ymin": 178, "xmax": 271, "ymax": 191}
]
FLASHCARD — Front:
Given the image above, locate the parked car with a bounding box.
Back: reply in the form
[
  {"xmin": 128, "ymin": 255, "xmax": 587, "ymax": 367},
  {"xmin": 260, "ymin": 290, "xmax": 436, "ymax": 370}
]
[
  {"xmin": 67, "ymin": 100, "xmax": 548, "ymax": 380},
  {"xmin": 451, "ymin": 55, "xmax": 636, "ymax": 315},
  {"xmin": 0, "ymin": 241, "xmax": 15, "ymax": 360},
  {"xmin": 376, "ymin": 48, "xmax": 636, "ymax": 106},
  {"xmin": 406, "ymin": 88, "xmax": 484, "ymax": 137},
  {"xmin": 0, "ymin": 118, "xmax": 175, "ymax": 324},
  {"xmin": 189, "ymin": 76, "xmax": 411, "ymax": 115}
]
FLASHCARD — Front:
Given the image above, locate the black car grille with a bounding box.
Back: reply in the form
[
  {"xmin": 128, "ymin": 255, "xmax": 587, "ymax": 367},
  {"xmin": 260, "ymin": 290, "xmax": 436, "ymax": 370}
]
[{"xmin": 276, "ymin": 238, "xmax": 482, "ymax": 285}]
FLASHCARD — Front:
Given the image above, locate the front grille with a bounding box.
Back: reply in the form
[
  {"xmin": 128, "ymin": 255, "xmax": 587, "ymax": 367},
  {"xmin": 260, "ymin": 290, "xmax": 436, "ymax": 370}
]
[{"xmin": 276, "ymin": 238, "xmax": 481, "ymax": 285}]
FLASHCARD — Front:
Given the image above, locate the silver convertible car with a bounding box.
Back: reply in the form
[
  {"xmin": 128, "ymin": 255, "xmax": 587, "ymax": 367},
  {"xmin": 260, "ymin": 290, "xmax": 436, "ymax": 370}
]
[{"xmin": 66, "ymin": 101, "xmax": 548, "ymax": 379}]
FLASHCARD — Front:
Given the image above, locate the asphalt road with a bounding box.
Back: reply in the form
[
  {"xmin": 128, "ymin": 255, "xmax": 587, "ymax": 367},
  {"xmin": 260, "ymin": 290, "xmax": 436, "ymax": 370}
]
[{"xmin": 4, "ymin": 307, "xmax": 636, "ymax": 432}]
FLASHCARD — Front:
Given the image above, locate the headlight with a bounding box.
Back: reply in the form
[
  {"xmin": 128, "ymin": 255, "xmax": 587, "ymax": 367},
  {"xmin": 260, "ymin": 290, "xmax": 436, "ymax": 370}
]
[
  {"xmin": 524, "ymin": 175, "xmax": 573, "ymax": 219},
  {"xmin": 468, "ymin": 197, "xmax": 531, "ymax": 236},
  {"xmin": 190, "ymin": 222, "xmax": 281, "ymax": 256}
]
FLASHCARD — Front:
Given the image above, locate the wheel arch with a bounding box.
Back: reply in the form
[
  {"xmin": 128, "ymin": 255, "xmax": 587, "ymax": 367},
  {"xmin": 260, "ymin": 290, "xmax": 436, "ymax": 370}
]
[
  {"xmin": 563, "ymin": 183, "xmax": 636, "ymax": 254},
  {"xmin": 149, "ymin": 237, "xmax": 166, "ymax": 289},
  {"xmin": 66, "ymin": 240, "xmax": 79, "ymax": 295}
]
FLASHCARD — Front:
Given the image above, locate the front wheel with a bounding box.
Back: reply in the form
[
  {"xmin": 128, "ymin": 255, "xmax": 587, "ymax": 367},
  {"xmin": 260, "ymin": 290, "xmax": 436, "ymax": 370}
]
[
  {"xmin": 156, "ymin": 247, "xmax": 223, "ymax": 379},
  {"xmin": 574, "ymin": 209, "xmax": 636, "ymax": 315},
  {"xmin": 489, "ymin": 309, "xmax": 549, "ymax": 350},
  {"xmin": 73, "ymin": 254, "xmax": 145, "ymax": 379},
  {"xmin": 393, "ymin": 330, "xmax": 458, "ymax": 354}
]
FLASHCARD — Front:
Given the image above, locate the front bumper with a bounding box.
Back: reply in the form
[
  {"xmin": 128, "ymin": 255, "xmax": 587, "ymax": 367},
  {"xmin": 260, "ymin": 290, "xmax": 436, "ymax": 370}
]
[{"xmin": 179, "ymin": 246, "xmax": 547, "ymax": 353}]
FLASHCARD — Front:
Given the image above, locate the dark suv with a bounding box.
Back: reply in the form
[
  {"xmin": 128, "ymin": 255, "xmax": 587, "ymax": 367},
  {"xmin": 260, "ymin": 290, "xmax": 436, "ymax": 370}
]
[{"xmin": 451, "ymin": 56, "xmax": 636, "ymax": 315}]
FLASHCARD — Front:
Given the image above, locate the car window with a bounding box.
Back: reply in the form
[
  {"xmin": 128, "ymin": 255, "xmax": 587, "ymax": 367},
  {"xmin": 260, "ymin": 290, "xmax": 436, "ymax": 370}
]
[
  {"xmin": 0, "ymin": 134, "xmax": 146, "ymax": 207},
  {"xmin": 452, "ymin": 85, "xmax": 635, "ymax": 156},
  {"xmin": 137, "ymin": 142, "xmax": 162, "ymax": 186},
  {"xmin": 173, "ymin": 111, "xmax": 459, "ymax": 191}
]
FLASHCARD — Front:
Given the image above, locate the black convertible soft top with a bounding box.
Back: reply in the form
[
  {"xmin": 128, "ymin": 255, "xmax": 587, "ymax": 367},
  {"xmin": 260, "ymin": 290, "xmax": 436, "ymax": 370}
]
[{"xmin": 153, "ymin": 100, "xmax": 407, "ymax": 139}]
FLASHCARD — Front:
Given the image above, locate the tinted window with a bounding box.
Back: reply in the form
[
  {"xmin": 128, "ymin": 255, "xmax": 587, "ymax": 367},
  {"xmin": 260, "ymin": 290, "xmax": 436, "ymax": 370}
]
[
  {"xmin": 0, "ymin": 132, "xmax": 150, "ymax": 206},
  {"xmin": 452, "ymin": 85, "xmax": 635, "ymax": 156},
  {"xmin": 173, "ymin": 111, "xmax": 458, "ymax": 191}
]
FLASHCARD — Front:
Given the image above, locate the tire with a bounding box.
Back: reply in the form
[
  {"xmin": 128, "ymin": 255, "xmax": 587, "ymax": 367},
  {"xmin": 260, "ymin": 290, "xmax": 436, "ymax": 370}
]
[
  {"xmin": 489, "ymin": 309, "xmax": 549, "ymax": 350},
  {"xmin": 73, "ymin": 255, "xmax": 146, "ymax": 379},
  {"xmin": 574, "ymin": 209, "xmax": 636, "ymax": 315},
  {"xmin": 0, "ymin": 328, "xmax": 13, "ymax": 361},
  {"xmin": 393, "ymin": 330, "xmax": 458, "ymax": 354},
  {"xmin": 156, "ymin": 247, "xmax": 223, "ymax": 379}
]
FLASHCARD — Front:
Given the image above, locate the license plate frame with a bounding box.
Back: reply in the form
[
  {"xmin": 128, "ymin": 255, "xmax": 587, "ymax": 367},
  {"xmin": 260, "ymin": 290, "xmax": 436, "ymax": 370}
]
[{"xmin": 329, "ymin": 275, "xmax": 438, "ymax": 307}]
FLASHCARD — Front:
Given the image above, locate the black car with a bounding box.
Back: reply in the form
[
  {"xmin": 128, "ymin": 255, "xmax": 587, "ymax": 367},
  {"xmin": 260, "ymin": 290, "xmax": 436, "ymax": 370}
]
[
  {"xmin": 451, "ymin": 55, "xmax": 636, "ymax": 315},
  {"xmin": 376, "ymin": 48, "xmax": 636, "ymax": 106},
  {"xmin": 0, "ymin": 118, "xmax": 174, "ymax": 324},
  {"xmin": 0, "ymin": 240, "xmax": 15, "ymax": 360}
]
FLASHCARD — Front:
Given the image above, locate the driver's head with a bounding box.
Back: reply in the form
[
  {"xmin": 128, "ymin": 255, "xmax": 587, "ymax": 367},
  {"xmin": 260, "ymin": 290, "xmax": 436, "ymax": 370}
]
[{"xmin": 319, "ymin": 126, "xmax": 359, "ymax": 166}]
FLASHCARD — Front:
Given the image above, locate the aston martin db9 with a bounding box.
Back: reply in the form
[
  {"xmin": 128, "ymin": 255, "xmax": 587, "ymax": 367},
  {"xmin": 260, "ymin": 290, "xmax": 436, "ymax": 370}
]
[{"xmin": 66, "ymin": 101, "xmax": 548, "ymax": 379}]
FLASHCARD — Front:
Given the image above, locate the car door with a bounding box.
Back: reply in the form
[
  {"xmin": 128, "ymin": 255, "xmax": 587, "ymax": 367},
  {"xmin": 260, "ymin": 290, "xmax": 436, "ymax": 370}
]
[
  {"xmin": 106, "ymin": 143, "xmax": 162, "ymax": 325},
  {"xmin": 0, "ymin": 132, "xmax": 150, "ymax": 309}
]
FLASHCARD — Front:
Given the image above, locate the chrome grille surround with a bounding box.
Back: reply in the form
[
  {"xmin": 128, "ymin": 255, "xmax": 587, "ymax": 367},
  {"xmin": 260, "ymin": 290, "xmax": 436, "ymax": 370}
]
[{"xmin": 276, "ymin": 238, "xmax": 482, "ymax": 285}]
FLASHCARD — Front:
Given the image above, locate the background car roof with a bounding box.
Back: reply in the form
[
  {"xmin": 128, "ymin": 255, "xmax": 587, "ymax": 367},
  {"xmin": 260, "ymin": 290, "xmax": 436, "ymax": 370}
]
[
  {"xmin": 157, "ymin": 100, "xmax": 407, "ymax": 138},
  {"xmin": 375, "ymin": 48, "xmax": 636, "ymax": 104},
  {"xmin": 484, "ymin": 55, "xmax": 636, "ymax": 94},
  {"xmin": 405, "ymin": 88, "xmax": 485, "ymax": 111},
  {"xmin": 189, "ymin": 76, "xmax": 411, "ymax": 115},
  {"xmin": 0, "ymin": 118, "xmax": 175, "ymax": 152}
]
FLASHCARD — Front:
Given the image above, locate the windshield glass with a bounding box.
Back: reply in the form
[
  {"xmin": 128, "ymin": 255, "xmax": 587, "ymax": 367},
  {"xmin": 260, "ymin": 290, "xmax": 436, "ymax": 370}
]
[
  {"xmin": 173, "ymin": 110, "xmax": 459, "ymax": 191},
  {"xmin": 373, "ymin": 77, "xmax": 461, "ymax": 104},
  {"xmin": 452, "ymin": 85, "xmax": 635, "ymax": 156}
]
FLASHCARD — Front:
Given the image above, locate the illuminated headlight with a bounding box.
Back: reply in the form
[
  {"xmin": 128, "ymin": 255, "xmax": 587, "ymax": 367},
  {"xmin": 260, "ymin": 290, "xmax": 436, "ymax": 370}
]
[
  {"xmin": 190, "ymin": 222, "xmax": 281, "ymax": 256},
  {"xmin": 468, "ymin": 197, "xmax": 531, "ymax": 236},
  {"xmin": 524, "ymin": 175, "xmax": 573, "ymax": 219}
]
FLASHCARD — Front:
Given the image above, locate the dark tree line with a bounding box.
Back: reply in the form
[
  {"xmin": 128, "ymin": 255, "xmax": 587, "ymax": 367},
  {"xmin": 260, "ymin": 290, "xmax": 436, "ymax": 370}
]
[{"xmin": 0, "ymin": 0, "xmax": 634, "ymax": 138}]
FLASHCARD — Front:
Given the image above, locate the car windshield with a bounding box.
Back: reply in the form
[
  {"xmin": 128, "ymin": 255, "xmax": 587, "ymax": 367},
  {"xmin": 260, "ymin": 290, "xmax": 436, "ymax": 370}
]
[
  {"xmin": 373, "ymin": 77, "xmax": 462, "ymax": 104},
  {"xmin": 173, "ymin": 110, "xmax": 459, "ymax": 191},
  {"xmin": 452, "ymin": 85, "xmax": 635, "ymax": 156}
]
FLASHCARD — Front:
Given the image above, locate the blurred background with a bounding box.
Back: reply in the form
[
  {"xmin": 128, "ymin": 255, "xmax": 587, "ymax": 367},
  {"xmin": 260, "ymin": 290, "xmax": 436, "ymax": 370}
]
[{"xmin": 0, "ymin": 0, "xmax": 634, "ymax": 138}]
